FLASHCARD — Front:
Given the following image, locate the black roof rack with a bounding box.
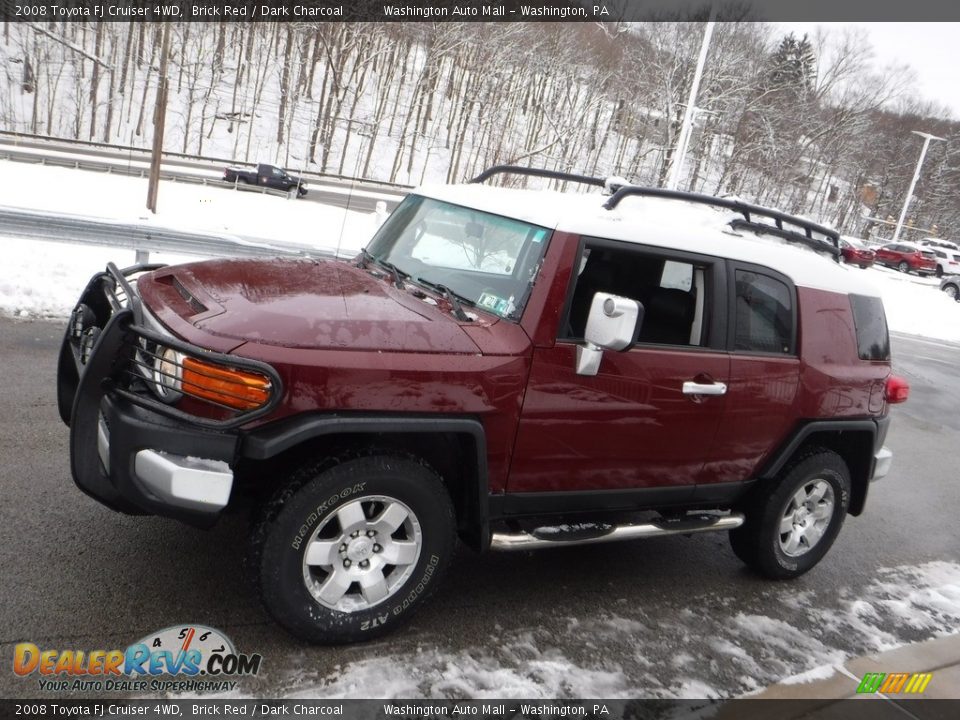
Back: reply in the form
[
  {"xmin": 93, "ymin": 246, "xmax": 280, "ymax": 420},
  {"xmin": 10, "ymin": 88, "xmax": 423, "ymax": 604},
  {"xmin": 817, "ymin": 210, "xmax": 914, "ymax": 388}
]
[
  {"xmin": 470, "ymin": 165, "xmax": 606, "ymax": 188},
  {"xmin": 603, "ymin": 185, "xmax": 840, "ymax": 259}
]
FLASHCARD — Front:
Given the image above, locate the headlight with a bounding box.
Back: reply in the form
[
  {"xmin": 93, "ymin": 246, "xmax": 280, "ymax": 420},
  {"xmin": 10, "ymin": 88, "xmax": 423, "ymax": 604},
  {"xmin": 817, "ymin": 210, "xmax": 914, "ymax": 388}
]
[{"xmin": 152, "ymin": 346, "xmax": 184, "ymax": 402}]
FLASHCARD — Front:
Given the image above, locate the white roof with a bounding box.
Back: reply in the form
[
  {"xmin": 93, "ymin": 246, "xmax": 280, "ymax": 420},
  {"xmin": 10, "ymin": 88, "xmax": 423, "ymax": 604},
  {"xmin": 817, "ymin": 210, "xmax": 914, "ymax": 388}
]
[{"xmin": 415, "ymin": 184, "xmax": 881, "ymax": 298}]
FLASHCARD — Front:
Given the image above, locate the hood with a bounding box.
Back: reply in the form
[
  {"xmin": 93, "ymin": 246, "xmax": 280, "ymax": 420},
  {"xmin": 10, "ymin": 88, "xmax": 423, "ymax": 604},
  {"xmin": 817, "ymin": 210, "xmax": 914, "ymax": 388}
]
[{"xmin": 137, "ymin": 258, "xmax": 482, "ymax": 354}]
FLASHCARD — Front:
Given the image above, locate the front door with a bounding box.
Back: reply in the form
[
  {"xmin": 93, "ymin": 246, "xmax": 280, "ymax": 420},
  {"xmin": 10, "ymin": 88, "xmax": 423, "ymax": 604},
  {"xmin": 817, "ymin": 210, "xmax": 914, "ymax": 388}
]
[{"xmin": 508, "ymin": 239, "xmax": 730, "ymax": 500}]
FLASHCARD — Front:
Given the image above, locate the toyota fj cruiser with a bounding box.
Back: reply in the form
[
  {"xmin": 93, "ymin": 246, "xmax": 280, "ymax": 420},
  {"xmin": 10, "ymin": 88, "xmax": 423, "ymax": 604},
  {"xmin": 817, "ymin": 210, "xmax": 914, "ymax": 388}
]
[{"xmin": 57, "ymin": 166, "xmax": 907, "ymax": 644}]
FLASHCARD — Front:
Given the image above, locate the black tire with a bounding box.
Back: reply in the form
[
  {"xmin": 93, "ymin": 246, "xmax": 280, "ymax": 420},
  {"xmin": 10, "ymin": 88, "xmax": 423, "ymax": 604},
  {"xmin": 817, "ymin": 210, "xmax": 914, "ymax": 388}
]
[
  {"xmin": 898, "ymin": 261, "xmax": 910, "ymax": 273},
  {"xmin": 297, "ymin": 186, "xmax": 307, "ymax": 197},
  {"xmin": 250, "ymin": 455, "xmax": 456, "ymax": 644},
  {"xmin": 936, "ymin": 266, "xmax": 944, "ymax": 278},
  {"xmin": 943, "ymin": 283, "xmax": 959, "ymax": 301},
  {"xmin": 729, "ymin": 448, "xmax": 850, "ymax": 580},
  {"xmin": 859, "ymin": 264, "xmax": 869, "ymax": 270},
  {"xmin": 237, "ymin": 177, "xmax": 249, "ymax": 185}
]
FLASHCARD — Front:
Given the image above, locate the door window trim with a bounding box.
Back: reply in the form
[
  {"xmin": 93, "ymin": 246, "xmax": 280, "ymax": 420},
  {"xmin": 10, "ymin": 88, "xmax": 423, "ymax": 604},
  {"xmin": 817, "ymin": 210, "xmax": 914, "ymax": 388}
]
[
  {"xmin": 557, "ymin": 235, "xmax": 728, "ymax": 352},
  {"xmin": 726, "ymin": 260, "xmax": 799, "ymax": 357}
]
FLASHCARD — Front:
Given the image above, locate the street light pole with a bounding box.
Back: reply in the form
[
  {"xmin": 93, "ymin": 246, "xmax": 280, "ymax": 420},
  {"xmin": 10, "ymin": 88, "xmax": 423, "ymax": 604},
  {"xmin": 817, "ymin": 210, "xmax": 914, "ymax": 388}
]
[
  {"xmin": 665, "ymin": 19, "xmax": 715, "ymax": 191},
  {"xmin": 892, "ymin": 131, "xmax": 945, "ymax": 242}
]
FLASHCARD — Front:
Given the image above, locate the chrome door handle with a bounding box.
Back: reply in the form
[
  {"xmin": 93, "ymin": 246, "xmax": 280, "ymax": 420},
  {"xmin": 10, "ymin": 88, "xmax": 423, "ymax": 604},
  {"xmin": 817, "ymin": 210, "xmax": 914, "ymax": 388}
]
[{"xmin": 683, "ymin": 381, "xmax": 727, "ymax": 396}]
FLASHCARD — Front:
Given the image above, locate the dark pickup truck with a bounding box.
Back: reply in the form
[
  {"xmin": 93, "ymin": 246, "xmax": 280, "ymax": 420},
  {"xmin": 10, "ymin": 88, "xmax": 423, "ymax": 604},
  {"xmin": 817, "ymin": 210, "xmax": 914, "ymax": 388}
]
[{"xmin": 223, "ymin": 163, "xmax": 307, "ymax": 197}]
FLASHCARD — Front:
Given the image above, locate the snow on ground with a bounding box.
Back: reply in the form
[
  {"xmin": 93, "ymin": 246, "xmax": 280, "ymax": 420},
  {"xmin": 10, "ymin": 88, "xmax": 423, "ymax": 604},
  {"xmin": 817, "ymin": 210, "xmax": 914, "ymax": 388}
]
[
  {"xmin": 868, "ymin": 265, "xmax": 960, "ymax": 343},
  {"xmin": 0, "ymin": 239, "xmax": 205, "ymax": 320},
  {"xmin": 0, "ymin": 160, "xmax": 381, "ymax": 255},
  {"xmin": 271, "ymin": 561, "xmax": 960, "ymax": 699}
]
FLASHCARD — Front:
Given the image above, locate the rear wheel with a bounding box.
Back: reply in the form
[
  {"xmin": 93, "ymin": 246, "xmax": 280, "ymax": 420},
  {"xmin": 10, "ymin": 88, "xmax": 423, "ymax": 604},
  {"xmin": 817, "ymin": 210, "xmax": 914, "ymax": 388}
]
[
  {"xmin": 936, "ymin": 266, "xmax": 944, "ymax": 278},
  {"xmin": 944, "ymin": 283, "xmax": 959, "ymax": 300},
  {"xmin": 898, "ymin": 261, "xmax": 910, "ymax": 273},
  {"xmin": 250, "ymin": 455, "xmax": 456, "ymax": 644},
  {"xmin": 730, "ymin": 448, "xmax": 850, "ymax": 579}
]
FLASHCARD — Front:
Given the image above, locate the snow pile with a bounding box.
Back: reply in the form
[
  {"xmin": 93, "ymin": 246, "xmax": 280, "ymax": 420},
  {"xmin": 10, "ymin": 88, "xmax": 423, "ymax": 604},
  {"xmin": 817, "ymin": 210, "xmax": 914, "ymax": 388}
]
[
  {"xmin": 290, "ymin": 637, "xmax": 633, "ymax": 700},
  {"xmin": 274, "ymin": 561, "xmax": 960, "ymax": 699},
  {"xmin": 871, "ymin": 268, "xmax": 960, "ymax": 343}
]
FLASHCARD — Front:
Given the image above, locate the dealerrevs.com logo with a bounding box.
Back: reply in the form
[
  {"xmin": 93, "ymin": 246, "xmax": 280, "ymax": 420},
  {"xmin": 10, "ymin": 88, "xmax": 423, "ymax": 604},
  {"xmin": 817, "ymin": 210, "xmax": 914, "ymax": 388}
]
[{"xmin": 13, "ymin": 625, "xmax": 262, "ymax": 693}]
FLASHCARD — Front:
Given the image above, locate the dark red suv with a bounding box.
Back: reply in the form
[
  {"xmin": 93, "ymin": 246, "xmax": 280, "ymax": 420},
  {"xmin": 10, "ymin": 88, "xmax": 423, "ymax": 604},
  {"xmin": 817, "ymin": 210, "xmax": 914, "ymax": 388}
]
[
  {"xmin": 874, "ymin": 242, "xmax": 937, "ymax": 275},
  {"xmin": 57, "ymin": 167, "xmax": 907, "ymax": 644}
]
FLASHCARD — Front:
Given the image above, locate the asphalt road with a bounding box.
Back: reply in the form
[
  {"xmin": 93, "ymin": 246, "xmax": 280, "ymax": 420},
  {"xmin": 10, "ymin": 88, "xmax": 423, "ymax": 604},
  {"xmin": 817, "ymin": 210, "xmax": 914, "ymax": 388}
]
[{"xmin": 1, "ymin": 317, "xmax": 957, "ymax": 699}]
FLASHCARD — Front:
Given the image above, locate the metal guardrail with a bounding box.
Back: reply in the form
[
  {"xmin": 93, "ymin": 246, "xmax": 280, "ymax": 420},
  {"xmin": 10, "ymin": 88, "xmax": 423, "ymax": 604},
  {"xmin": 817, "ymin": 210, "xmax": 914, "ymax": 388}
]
[
  {"xmin": 0, "ymin": 130, "xmax": 414, "ymax": 192},
  {"xmin": 0, "ymin": 207, "xmax": 348, "ymax": 263},
  {"xmin": 0, "ymin": 150, "xmax": 305, "ymax": 199}
]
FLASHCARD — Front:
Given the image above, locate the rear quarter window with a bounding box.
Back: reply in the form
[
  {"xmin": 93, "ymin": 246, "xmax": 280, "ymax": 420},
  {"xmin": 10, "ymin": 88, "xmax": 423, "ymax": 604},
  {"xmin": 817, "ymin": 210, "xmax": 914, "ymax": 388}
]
[
  {"xmin": 733, "ymin": 270, "xmax": 794, "ymax": 354},
  {"xmin": 850, "ymin": 295, "xmax": 890, "ymax": 361}
]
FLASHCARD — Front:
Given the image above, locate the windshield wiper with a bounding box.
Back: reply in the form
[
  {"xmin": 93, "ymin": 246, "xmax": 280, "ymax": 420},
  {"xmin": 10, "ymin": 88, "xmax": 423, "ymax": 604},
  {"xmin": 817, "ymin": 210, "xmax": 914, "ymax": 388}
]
[
  {"xmin": 356, "ymin": 247, "xmax": 374, "ymax": 269},
  {"xmin": 359, "ymin": 249, "xmax": 407, "ymax": 289},
  {"xmin": 378, "ymin": 259, "xmax": 407, "ymax": 289},
  {"xmin": 414, "ymin": 278, "xmax": 473, "ymax": 322}
]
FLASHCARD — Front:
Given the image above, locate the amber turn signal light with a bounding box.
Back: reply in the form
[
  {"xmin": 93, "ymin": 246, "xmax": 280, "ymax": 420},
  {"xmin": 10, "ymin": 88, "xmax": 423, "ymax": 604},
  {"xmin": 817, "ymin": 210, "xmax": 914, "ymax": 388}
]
[{"xmin": 181, "ymin": 357, "xmax": 272, "ymax": 410}]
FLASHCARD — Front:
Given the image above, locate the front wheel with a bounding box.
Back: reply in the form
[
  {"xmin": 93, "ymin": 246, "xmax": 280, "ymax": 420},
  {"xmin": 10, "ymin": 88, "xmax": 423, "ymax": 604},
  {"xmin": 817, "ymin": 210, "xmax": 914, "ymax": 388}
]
[
  {"xmin": 730, "ymin": 448, "xmax": 850, "ymax": 579},
  {"xmin": 898, "ymin": 261, "xmax": 910, "ymax": 273},
  {"xmin": 250, "ymin": 455, "xmax": 456, "ymax": 644},
  {"xmin": 944, "ymin": 283, "xmax": 959, "ymax": 300},
  {"xmin": 936, "ymin": 267, "xmax": 944, "ymax": 278}
]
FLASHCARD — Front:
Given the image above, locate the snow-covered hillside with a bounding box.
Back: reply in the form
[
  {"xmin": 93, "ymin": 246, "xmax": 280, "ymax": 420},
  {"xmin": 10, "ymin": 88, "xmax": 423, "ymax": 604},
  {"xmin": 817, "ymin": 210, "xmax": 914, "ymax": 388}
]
[{"xmin": 3, "ymin": 22, "xmax": 957, "ymax": 238}]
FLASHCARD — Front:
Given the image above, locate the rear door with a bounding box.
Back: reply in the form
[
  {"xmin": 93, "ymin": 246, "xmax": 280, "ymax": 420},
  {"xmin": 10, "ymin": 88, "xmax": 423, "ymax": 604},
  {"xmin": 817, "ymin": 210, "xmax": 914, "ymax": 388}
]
[
  {"xmin": 698, "ymin": 263, "xmax": 801, "ymax": 488},
  {"xmin": 508, "ymin": 239, "xmax": 730, "ymax": 501}
]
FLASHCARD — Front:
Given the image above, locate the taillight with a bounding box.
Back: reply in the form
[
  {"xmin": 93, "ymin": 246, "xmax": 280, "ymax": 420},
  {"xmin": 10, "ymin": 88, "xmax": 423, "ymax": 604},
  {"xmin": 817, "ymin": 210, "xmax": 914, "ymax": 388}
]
[{"xmin": 885, "ymin": 375, "xmax": 910, "ymax": 404}]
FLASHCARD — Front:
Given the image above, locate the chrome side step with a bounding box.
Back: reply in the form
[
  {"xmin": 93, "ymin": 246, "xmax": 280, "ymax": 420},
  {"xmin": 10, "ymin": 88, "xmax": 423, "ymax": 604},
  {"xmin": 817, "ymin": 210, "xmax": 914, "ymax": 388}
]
[{"xmin": 490, "ymin": 513, "xmax": 745, "ymax": 551}]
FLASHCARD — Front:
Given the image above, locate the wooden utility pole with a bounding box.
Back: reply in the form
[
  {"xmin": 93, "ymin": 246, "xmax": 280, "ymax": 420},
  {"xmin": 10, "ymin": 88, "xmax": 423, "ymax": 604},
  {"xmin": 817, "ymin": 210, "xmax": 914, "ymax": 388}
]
[{"xmin": 146, "ymin": 24, "xmax": 172, "ymax": 214}]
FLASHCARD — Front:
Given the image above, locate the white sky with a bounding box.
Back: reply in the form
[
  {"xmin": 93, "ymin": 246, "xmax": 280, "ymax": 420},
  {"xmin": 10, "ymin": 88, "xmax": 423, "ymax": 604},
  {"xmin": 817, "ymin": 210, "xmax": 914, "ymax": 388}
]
[{"xmin": 777, "ymin": 23, "xmax": 960, "ymax": 118}]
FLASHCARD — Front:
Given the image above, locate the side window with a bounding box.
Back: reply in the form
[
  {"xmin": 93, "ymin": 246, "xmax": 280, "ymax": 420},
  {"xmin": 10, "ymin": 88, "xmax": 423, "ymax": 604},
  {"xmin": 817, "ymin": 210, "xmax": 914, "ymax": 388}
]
[
  {"xmin": 563, "ymin": 241, "xmax": 707, "ymax": 347},
  {"xmin": 733, "ymin": 270, "xmax": 794, "ymax": 354}
]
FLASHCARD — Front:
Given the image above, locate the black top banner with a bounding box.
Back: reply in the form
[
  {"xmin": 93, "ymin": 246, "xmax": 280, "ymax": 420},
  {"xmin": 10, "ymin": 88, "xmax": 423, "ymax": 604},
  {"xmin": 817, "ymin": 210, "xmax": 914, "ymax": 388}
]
[{"xmin": 2, "ymin": 0, "xmax": 960, "ymax": 22}]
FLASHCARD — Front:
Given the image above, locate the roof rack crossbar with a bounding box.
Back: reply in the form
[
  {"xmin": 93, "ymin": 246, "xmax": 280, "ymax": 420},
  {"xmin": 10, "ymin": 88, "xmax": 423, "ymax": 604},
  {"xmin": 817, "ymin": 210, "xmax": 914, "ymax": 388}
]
[
  {"xmin": 603, "ymin": 185, "xmax": 840, "ymax": 258},
  {"xmin": 470, "ymin": 165, "xmax": 606, "ymax": 188}
]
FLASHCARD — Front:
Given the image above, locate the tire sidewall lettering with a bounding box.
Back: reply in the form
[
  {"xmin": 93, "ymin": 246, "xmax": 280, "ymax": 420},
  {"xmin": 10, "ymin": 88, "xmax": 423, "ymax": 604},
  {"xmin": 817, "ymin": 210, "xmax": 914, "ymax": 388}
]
[
  {"xmin": 291, "ymin": 482, "xmax": 367, "ymax": 550},
  {"xmin": 393, "ymin": 554, "xmax": 439, "ymax": 616}
]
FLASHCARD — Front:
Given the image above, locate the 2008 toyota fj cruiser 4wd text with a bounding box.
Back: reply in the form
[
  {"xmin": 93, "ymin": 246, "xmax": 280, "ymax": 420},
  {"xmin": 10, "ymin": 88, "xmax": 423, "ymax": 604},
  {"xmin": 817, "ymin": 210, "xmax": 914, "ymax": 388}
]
[{"xmin": 58, "ymin": 166, "xmax": 908, "ymax": 644}]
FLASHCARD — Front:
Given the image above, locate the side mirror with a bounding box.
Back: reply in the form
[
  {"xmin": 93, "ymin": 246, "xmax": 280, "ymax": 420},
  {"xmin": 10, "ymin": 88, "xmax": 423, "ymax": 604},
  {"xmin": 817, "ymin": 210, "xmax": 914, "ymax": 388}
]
[{"xmin": 575, "ymin": 293, "xmax": 643, "ymax": 376}]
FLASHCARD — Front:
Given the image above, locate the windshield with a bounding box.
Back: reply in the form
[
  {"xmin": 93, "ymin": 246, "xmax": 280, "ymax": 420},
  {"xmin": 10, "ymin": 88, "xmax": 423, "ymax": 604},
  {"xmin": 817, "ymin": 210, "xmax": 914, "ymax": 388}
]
[{"xmin": 365, "ymin": 195, "xmax": 551, "ymax": 320}]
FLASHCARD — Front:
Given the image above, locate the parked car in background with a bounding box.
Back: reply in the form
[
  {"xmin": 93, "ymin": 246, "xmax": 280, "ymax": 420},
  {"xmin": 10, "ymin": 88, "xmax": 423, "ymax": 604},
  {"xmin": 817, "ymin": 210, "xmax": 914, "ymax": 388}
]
[
  {"xmin": 918, "ymin": 239, "xmax": 960, "ymax": 278},
  {"xmin": 940, "ymin": 275, "xmax": 960, "ymax": 300},
  {"xmin": 223, "ymin": 163, "xmax": 307, "ymax": 197},
  {"xmin": 927, "ymin": 248, "xmax": 960, "ymax": 278},
  {"xmin": 839, "ymin": 237, "xmax": 875, "ymax": 269},
  {"xmin": 874, "ymin": 242, "xmax": 937, "ymax": 276}
]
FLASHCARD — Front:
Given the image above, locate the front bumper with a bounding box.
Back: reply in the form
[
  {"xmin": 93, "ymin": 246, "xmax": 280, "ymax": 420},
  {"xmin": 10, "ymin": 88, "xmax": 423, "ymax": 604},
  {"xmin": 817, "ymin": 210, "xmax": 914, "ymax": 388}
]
[{"xmin": 57, "ymin": 264, "xmax": 279, "ymax": 527}]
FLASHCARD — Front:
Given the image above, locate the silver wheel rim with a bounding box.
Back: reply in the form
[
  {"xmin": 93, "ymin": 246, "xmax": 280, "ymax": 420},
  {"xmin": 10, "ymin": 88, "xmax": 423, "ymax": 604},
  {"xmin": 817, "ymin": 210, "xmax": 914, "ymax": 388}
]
[
  {"xmin": 778, "ymin": 480, "xmax": 835, "ymax": 558},
  {"xmin": 947, "ymin": 285, "xmax": 958, "ymax": 299},
  {"xmin": 301, "ymin": 495, "xmax": 422, "ymax": 613}
]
